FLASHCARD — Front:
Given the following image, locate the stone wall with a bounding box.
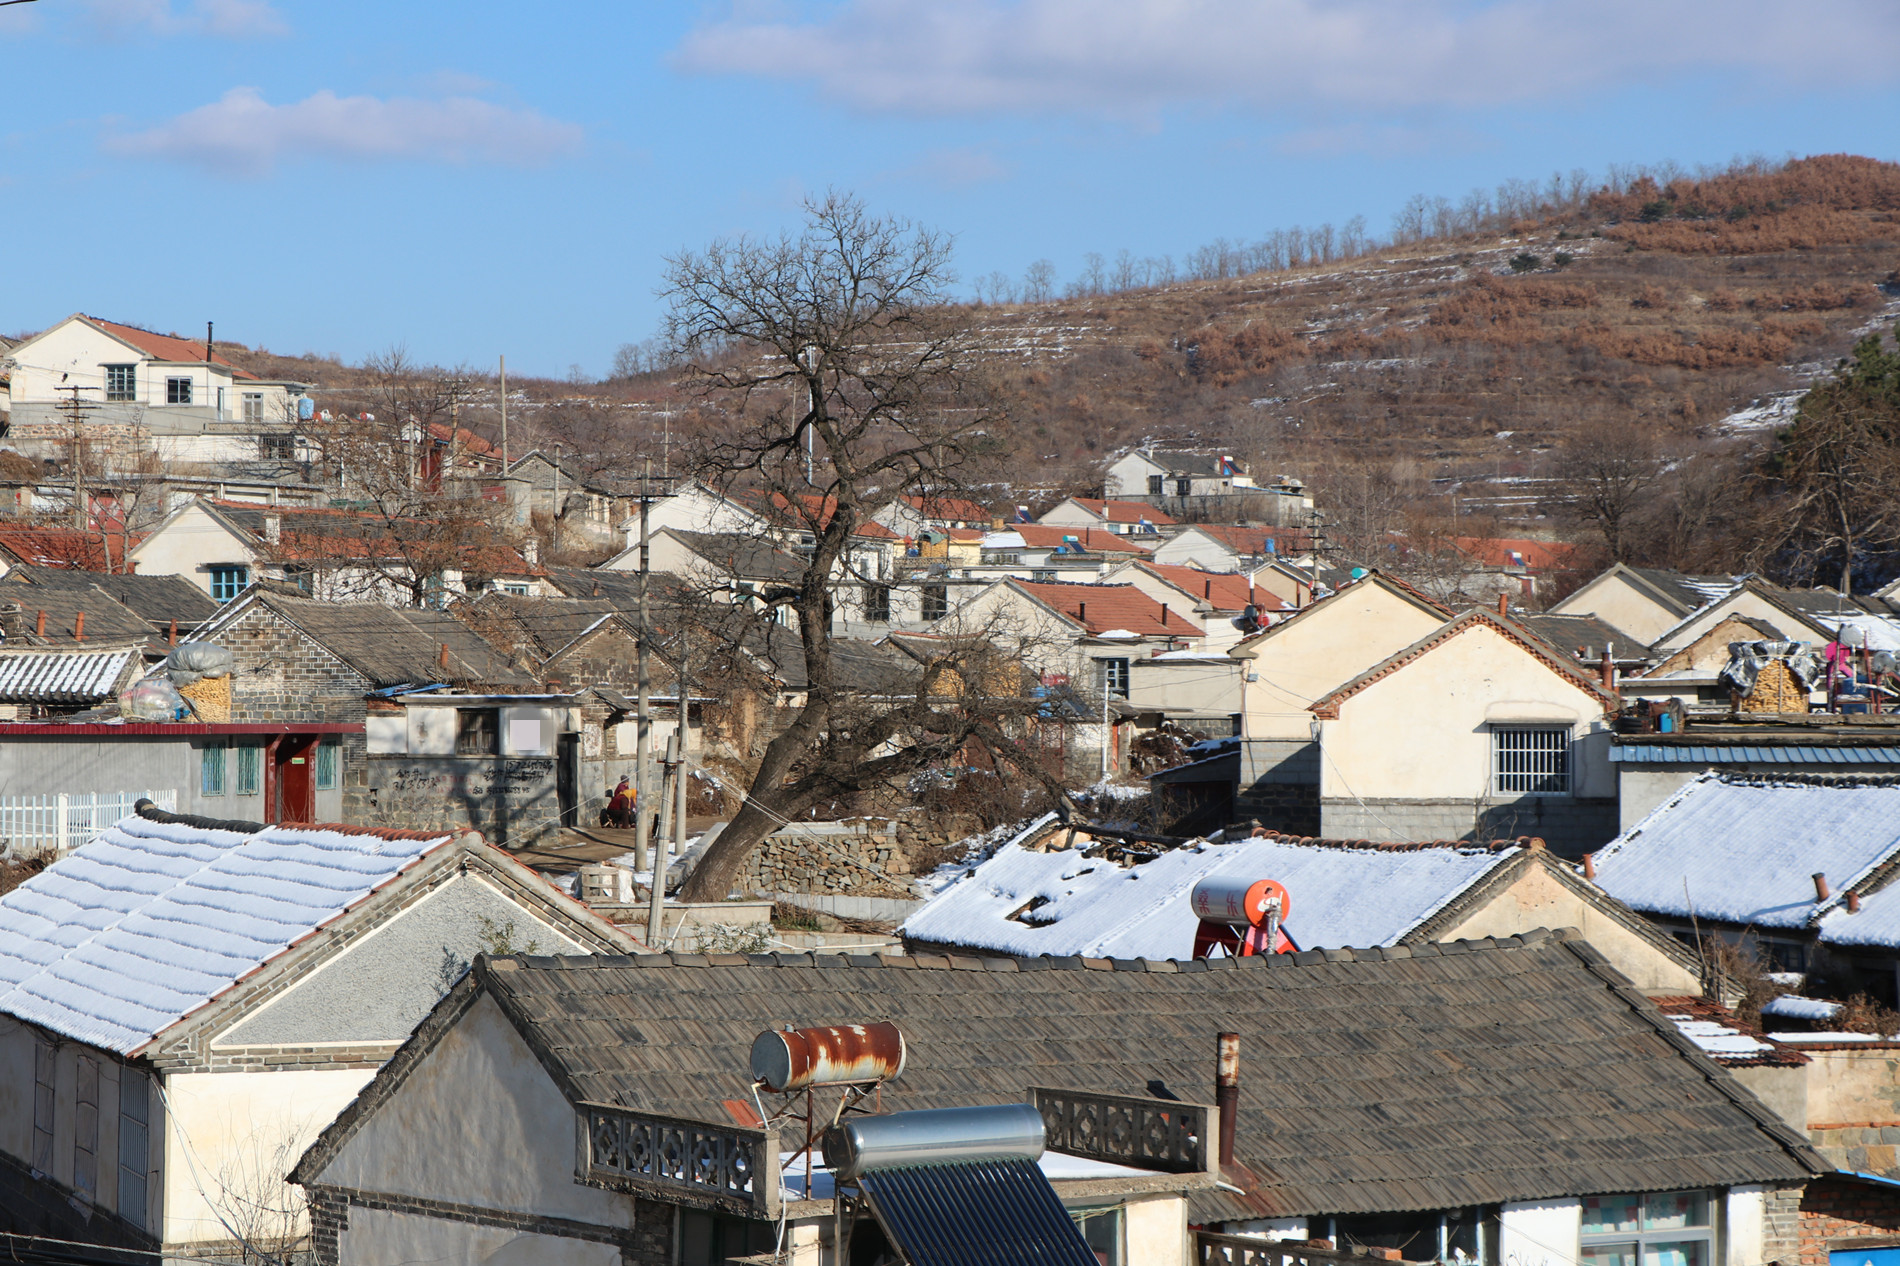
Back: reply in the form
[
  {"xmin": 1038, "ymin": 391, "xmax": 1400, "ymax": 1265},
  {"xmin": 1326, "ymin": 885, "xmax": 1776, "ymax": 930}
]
[
  {"xmin": 740, "ymin": 821, "xmax": 914, "ymax": 898},
  {"xmin": 1319, "ymin": 796, "xmax": 1616, "ymax": 855},
  {"xmin": 367, "ymin": 756, "xmax": 560, "ymax": 847},
  {"xmin": 308, "ymin": 1186, "xmax": 675, "ymax": 1266}
]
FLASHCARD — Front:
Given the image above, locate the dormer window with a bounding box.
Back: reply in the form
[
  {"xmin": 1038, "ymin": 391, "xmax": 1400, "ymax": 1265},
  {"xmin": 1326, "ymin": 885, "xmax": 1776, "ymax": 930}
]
[{"xmin": 104, "ymin": 365, "xmax": 136, "ymax": 402}]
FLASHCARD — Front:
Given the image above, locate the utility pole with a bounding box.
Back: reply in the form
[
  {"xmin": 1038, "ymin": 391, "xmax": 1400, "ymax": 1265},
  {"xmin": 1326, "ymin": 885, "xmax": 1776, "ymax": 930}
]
[
  {"xmin": 673, "ymin": 629, "xmax": 689, "ymax": 857},
  {"xmin": 56, "ymin": 386, "xmax": 98, "ymax": 541},
  {"xmin": 498, "ymin": 355, "xmax": 509, "ymax": 469},
  {"xmin": 636, "ymin": 462, "xmax": 656, "ymax": 939}
]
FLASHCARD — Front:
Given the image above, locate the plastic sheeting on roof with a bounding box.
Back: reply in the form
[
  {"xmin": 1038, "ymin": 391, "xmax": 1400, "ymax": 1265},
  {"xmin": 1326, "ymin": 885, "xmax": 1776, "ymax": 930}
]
[
  {"xmin": 1760, "ymin": 996, "xmax": 1843, "ymax": 1021},
  {"xmin": 1665, "ymin": 1014, "xmax": 1777, "ymax": 1059},
  {"xmin": 0, "ymin": 815, "xmax": 451, "ymax": 1053},
  {"xmin": 1593, "ymin": 773, "xmax": 1900, "ymax": 930},
  {"xmin": 899, "ymin": 833, "xmax": 1516, "ymax": 959},
  {"xmin": 0, "ymin": 649, "xmax": 135, "ymax": 702}
]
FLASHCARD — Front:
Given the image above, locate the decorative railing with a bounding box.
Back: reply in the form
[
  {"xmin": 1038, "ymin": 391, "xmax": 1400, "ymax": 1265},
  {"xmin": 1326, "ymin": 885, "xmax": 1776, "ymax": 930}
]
[
  {"xmin": 1198, "ymin": 1233, "xmax": 1402, "ymax": 1266},
  {"xmin": 1032, "ymin": 1086, "xmax": 1208, "ymax": 1174},
  {"xmin": 579, "ymin": 1103, "xmax": 779, "ymax": 1216},
  {"xmin": 0, "ymin": 790, "xmax": 176, "ymax": 859}
]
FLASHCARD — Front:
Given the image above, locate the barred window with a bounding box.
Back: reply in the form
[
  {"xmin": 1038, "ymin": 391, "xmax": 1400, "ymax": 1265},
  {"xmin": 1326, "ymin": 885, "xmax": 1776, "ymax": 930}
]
[
  {"xmin": 201, "ymin": 742, "xmax": 227, "ymax": 796},
  {"xmin": 236, "ymin": 744, "xmax": 261, "ymax": 797},
  {"xmin": 1493, "ymin": 726, "xmax": 1570, "ymax": 795},
  {"xmin": 316, "ymin": 738, "xmax": 339, "ymax": 789}
]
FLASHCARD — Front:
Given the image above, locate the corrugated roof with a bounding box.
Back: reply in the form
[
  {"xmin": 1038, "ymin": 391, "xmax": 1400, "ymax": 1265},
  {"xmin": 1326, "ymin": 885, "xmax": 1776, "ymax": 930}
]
[
  {"xmin": 1594, "ymin": 773, "xmax": 1900, "ymax": 929},
  {"xmin": 460, "ymin": 931, "xmax": 1824, "ymax": 1223},
  {"xmin": 1610, "ymin": 745, "xmax": 1900, "ymax": 765},
  {"xmin": 902, "ymin": 832, "xmax": 1519, "ymax": 958},
  {"xmin": 0, "ymin": 648, "xmax": 136, "ymax": 703},
  {"xmin": 0, "ymin": 813, "xmax": 458, "ymax": 1053}
]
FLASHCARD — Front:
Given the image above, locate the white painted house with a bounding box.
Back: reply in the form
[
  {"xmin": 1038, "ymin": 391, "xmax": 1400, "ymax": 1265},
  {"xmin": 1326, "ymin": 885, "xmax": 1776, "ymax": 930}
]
[
  {"xmin": 1103, "ymin": 450, "xmax": 1254, "ymax": 500},
  {"xmin": 0, "ymin": 315, "xmax": 310, "ymax": 468},
  {"xmin": 0, "ymin": 804, "xmax": 637, "ymax": 1259}
]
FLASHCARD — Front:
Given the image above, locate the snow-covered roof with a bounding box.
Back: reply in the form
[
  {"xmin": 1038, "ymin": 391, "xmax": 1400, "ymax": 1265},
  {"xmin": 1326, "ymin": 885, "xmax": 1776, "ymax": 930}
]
[
  {"xmin": 1592, "ymin": 773, "xmax": 1900, "ymax": 930},
  {"xmin": 1760, "ymin": 996, "xmax": 1842, "ymax": 1022},
  {"xmin": 0, "ymin": 813, "xmax": 460, "ymax": 1054},
  {"xmin": 900, "ymin": 834, "xmax": 1518, "ymax": 959},
  {"xmin": 1665, "ymin": 1014, "xmax": 1777, "ymax": 1060}
]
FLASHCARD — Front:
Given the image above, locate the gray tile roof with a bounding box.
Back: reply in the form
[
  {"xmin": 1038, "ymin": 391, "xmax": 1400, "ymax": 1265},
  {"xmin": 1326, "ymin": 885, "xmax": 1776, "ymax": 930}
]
[
  {"xmin": 241, "ymin": 592, "xmax": 537, "ymax": 690},
  {"xmin": 0, "ymin": 587, "xmax": 156, "ymax": 646},
  {"xmin": 472, "ymin": 929, "xmax": 1823, "ymax": 1222},
  {"xmin": 0, "ymin": 566, "xmax": 216, "ymax": 630}
]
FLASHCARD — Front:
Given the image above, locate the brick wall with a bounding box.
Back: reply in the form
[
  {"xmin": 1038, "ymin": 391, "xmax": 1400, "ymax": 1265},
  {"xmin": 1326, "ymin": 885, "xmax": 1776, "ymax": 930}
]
[
  {"xmin": 1782, "ymin": 1175, "xmax": 1900, "ymax": 1266},
  {"xmin": 1236, "ymin": 782, "xmax": 1321, "ymax": 837},
  {"xmin": 1319, "ymin": 796, "xmax": 1616, "ymax": 855},
  {"xmin": 308, "ymin": 1184, "xmax": 674, "ymax": 1266}
]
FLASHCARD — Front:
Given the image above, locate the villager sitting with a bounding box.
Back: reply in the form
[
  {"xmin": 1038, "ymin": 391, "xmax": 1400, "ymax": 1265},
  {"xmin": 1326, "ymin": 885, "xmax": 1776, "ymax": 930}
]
[{"xmin": 605, "ymin": 777, "xmax": 635, "ymax": 829}]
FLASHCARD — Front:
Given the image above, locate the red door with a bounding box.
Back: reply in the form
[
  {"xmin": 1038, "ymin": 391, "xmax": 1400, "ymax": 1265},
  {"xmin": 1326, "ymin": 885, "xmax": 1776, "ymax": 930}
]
[{"xmin": 273, "ymin": 736, "xmax": 318, "ymax": 823}]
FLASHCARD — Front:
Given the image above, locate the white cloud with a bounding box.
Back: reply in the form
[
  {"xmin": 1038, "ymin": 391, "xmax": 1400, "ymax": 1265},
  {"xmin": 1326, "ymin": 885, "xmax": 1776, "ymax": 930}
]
[
  {"xmin": 83, "ymin": 0, "xmax": 288, "ymax": 39},
  {"xmin": 673, "ymin": 0, "xmax": 1900, "ymax": 117},
  {"xmin": 105, "ymin": 87, "xmax": 585, "ymax": 177}
]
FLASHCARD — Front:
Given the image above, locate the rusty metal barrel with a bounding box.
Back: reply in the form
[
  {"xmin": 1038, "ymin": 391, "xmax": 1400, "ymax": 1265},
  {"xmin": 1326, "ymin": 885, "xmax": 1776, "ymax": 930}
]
[
  {"xmin": 822, "ymin": 1103, "xmax": 1044, "ymax": 1180},
  {"xmin": 749, "ymin": 1021, "xmax": 908, "ymax": 1093},
  {"xmin": 1189, "ymin": 877, "xmax": 1291, "ymax": 928}
]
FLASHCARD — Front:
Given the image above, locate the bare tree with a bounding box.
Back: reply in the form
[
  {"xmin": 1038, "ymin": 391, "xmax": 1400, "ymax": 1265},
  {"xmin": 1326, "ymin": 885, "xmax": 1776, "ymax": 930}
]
[
  {"xmin": 1553, "ymin": 418, "xmax": 1662, "ymax": 563},
  {"xmin": 1021, "ymin": 259, "xmax": 1057, "ymax": 304},
  {"xmin": 663, "ymin": 192, "xmax": 1059, "ymax": 902}
]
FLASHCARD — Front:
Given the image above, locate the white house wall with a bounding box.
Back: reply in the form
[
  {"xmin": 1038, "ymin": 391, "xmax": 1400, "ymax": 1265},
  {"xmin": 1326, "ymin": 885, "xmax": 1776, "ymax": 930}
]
[
  {"xmin": 127, "ymin": 502, "xmax": 258, "ymax": 596},
  {"xmin": 1499, "ymin": 1198, "xmax": 1580, "ymax": 1266},
  {"xmin": 163, "ymin": 1067, "xmax": 374, "ymax": 1245},
  {"xmin": 1151, "ymin": 530, "xmax": 1241, "ymax": 572},
  {"xmin": 1550, "ymin": 573, "xmax": 1686, "ymax": 647},
  {"xmin": 1726, "ymin": 1185, "xmax": 1766, "ymax": 1266},
  {"xmin": 312, "ymin": 990, "xmax": 640, "ymax": 1229},
  {"xmin": 210, "ymin": 873, "xmax": 585, "ymax": 1049},
  {"xmin": 1237, "ymin": 585, "xmax": 1445, "ymax": 742},
  {"xmin": 339, "ymin": 1205, "xmax": 622, "ymax": 1266}
]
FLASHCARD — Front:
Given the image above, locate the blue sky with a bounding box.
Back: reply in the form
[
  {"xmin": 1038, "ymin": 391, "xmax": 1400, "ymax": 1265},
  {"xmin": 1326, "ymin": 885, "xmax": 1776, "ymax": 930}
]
[{"xmin": 4, "ymin": 0, "xmax": 1899, "ymax": 378}]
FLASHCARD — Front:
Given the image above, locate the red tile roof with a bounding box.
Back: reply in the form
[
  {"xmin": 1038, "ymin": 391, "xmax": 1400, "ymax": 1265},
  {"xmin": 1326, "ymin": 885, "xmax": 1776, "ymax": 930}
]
[
  {"xmin": 85, "ymin": 316, "xmax": 259, "ymax": 380},
  {"xmin": 1183, "ymin": 523, "xmax": 1313, "ymax": 554},
  {"xmin": 1452, "ymin": 536, "xmax": 1596, "ymax": 573},
  {"xmin": 1010, "ymin": 524, "xmax": 1153, "ymax": 555},
  {"xmin": 1014, "ymin": 580, "xmax": 1204, "ymax": 638},
  {"xmin": 426, "ymin": 422, "xmax": 499, "ymax": 458},
  {"xmin": 905, "ymin": 494, "xmax": 992, "ymax": 523},
  {"xmin": 1063, "ymin": 498, "xmax": 1177, "ymax": 526},
  {"xmin": 0, "ymin": 526, "xmax": 135, "ymax": 571},
  {"xmin": 1137, "ymin": 562, "xmax": 1292, "ymax": 612}
]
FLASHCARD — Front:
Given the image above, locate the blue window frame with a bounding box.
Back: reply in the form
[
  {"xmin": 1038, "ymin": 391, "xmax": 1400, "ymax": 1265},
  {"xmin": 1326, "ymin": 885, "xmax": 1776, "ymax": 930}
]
[
  {"xmin": 209, "ymin": 565, "xmax": 248, "ymax": 602},
  {"xmin": 236, "ymin": 744, "xmax": 261, "ymax": 796},
  {"xmin": 316, "ymin": 738, "xmax": 339, "ymax": 790},
  {"xmin": 201, "ymin": 742, "xmax": 227, "ymax": 797}
]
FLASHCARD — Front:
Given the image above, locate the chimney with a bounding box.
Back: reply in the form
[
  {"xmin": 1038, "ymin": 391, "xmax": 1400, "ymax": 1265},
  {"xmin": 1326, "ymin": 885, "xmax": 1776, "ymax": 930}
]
[
  {"xmin": 1204, "ymin": 580, "xmax": 1212, "ymax": 600},
  {"xmin": 438, "ymin": 642, "xmax": 450, "ymax": 671},
  {"xmin": 1599, "ymin": 647, "xmax": 1614, "ymax": 690},
  {"xmin": 1077, "ymin": 602, "xmax": 1086, "ymax": 626},
  {"xmin": 263, "ymin": 512, "xmax": 281, "ymax": 545},
  {"xmin": 35, "ymin": 609, "xmax": 45, "ymax": 637},
  {"xmin": 1582, "ymin": 852, "xmax": 1596, "ymax": 880},
  {"xmin": 1161, "ymin": 604, "xmax": 1169, "ymax": 625},
  {"xmin": 168, "ymin": 619, "xmax": 178, "ymax": 646},
  {"xmin": 73, "ymin": 610, "xmax": 85, "ymax": 641},
  {"xmin": 1814, "ymin": 872, "xmax": 1831, "ymax": 902},
  {"xmin": 1496, "ymin": 593, "xmax": 1508, "ymax": 616},
  {"xmin": 1849, "ymin": 890, "xmax": 1862, "ymax": 914},
  {"xmin": 522, "ymin": 537, "xmax": 539, "ymax": 568},
  {"xmin": 1216, "ymin": 1033, "xmax": 1240, "ymax": 1170}
]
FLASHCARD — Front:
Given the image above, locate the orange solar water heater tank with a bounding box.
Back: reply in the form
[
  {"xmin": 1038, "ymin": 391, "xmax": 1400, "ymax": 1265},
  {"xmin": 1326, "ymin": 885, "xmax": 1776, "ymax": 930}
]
[{"xmin": 1189, "ymin": 876, "xmax": 1296, "ymax": 959}]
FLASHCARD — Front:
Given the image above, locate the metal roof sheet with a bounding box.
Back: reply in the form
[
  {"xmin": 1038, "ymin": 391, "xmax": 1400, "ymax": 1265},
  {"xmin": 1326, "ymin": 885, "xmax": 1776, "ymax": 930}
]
[
  {"xmin": 1611, "ymin": 744, "xmax": 1900, "ymax": 765},
  {"xmin": 0, "ymin": 649, "xmax": 136, "ymax": 703},
  {"xmin": 859, "ymin": 1158, "xmax": 1099, "ymax": 1266}
]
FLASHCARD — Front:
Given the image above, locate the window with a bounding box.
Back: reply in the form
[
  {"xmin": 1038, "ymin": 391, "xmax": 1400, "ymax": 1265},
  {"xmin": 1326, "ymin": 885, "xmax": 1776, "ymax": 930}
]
[
  {"xmin": 1492, "ymin": 726, "xmax": 1570, "ymax": 795},
  {"xmin": 202, "ymin": 741, "xmax": 227, "ymax": 796},
  {"xmin": 104, "ymin": 364, "xmax": 136, "ymax": 402},
  {"xmin": 456, "ymin": 709, "xmax": 498, "ymax": 756},
  {"xmin": 236, "ymin": 743, "xmax": 261, "ymax": 796},
  {"xmin": 864, "ymin": 583, "xmax": 892, "ymax": 623},
  {"xmin": 498, "ymin": 582, "xmax": 531, "ymax": 596},
  {"xmin": 209, "ymin": 565, "xmax": 249, "ymax": 602},
  {"xmin": 1175, "ymin": 477, "xmax": 1191, "ymax": 497},
  {"xmin": 258, "ymin": 434, "xmax": 295, "ymax": 460},
  {"xmin": 166, "ymin": 376, "xmax": 193, "ymax": 405},
  {"xmin": 1073, "ymin": 1206, "xmax": 1124, "ymax": 1265},
  {"xmin": 1101, "ymin": 657, "xmax": 1131, "ymax": 699},
  {"xmin": 1581, "ymin": 1191, "xmax": 1715, "ymax": 1266},
  {"xmin": 74, "ymin": 1055, "xmax": 98, "ymax": 1200},
  {"xmin": 1333, "ymin": 1208, "xmax": 1497, "ymax": 1264},
  {"xmin": 32, "ymin": 1040, "xmax": 54, "ymax": 1173},
  {"xmin": 316, "ymin": 737, "xmax": 339, "ymax": 789},
  {"xmin": 922, "ymin": 584, "xmax": 948, "ymax": 621},
  {"xmin": 242, "ymin": 392, "xmax": 264, "ymax": 425},
  {"xmin": 1147, "ymin": 474, "xmax": 1164, "ymax": 495},
  {"xmin": 118, "ymin": 1071, "xmax": 149, "ymax": 1229},
  {"xmin": 982, "ymin": 551, "xmax": 1023, "ymax": 566},
  {"xmin": 679, "ymin": 1211, "xmax": 776, "ymax": 1266}
]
